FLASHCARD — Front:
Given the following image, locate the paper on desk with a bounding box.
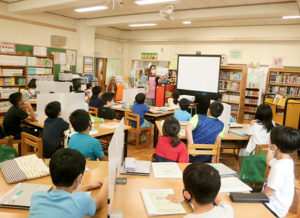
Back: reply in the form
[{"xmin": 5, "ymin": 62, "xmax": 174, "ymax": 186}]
[
  {"xmin": 99, "ymin": 122, "xmax": 120, "ymax": 129},
  {"xmin": 220, "ymin": 177, "xmax": 252, "ymax": 193},
  {"xmin": 140, "ymin": 189, "xmax": 186, "ymax": 216},
  {"xmin": 179, "ymin": 129, "xmax": 186, "ymax": 137},
  {"xmin": 152, "ymin": 163, "xmax": 182, "ymax": 178},
  {"xmin": 209, "ymin": 163, "xmax": 237, "ymax": 177}
]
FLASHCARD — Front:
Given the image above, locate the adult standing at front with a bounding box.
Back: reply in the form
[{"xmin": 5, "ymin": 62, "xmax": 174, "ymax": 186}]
[{"xmin": 146, "ymin": 65, "xmax": 162, "ymax": 106}]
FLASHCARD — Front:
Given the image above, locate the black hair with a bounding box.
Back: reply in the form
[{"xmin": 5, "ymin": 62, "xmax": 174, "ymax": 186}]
[
  {"xmin": 28, "ymin": 79, "xmax": 37, "ymax": 89},
  {"xmin": 162, "ymin": 116, "xmax": 181, "ymax": 147},
  {"xmin": 50, "ymin": 148, "xmax": 86, "ymax": 187},
  {"xmin": 102, "ymin": 92, "xmax": 114, "ymax": 105},
  {"xmin": 149, "ymin": 65, "xmax": 156, "ymax": 70},
  {"xmin": 91, "ymin": 86, "xmax": 102, "ymax": 100},
  {"xmin": 86, "ymin": 82, "xmax": 92, "ymax": 90},
  {"xmin": 255, "ymin": 104, "xmax": 274, "ymax": 132},
  {"xmin": 172, "ymin": 91, "xmax": 179, "ymax": 104},
  {"xmin": 135, "ymin": 93, "xmax": 146, "ymax": 104},
  {"xmin": 73, "ymin": 82, "xmax": 81, "ymax": 92},
  {"xmin": 209, "ymin": 101, "xmax": 224, "ymax": 118},
  {"xmin": 45, "ymin": 101, "xmax": 61, "ymax": 119},
  {"xmin": 183, "ymin": 163, "xmax": 221, "ymax": 205},
  {"xmin": 69, "ymin": 109, "xmax": 91, "ymax": 132},
  {"xmin": 9, "ymin": 92, "xmax": 22, "ymax": 106},
  {"xmin": 179, "ymin": 98, "xmax": 190, "ymax": 111},
  {"xmin": 270, "ymin": 126, "xmax": 300, "ymax": 154}
]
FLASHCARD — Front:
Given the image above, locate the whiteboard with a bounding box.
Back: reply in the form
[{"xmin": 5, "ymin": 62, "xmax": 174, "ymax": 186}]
[{"xmin": 177, "ymin": 55, "xmax": 221, "ymax": 93}]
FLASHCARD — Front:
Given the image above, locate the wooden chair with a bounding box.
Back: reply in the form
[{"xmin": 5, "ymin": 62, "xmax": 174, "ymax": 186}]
[
  {"xmin": 88, "ymin": 106, "xmax": 98, "ymax": 117},
  {"xmin": 21, "ymin": 132, "xmax": 43, "ymax": 158},
  {"xmin": 124, "ymin": 112, "xmax": 152, "ymax": 146},
  {"xmin": 287, "ymin": 179, "xmax": 300, "ymax": 218},
  {"xmin": 254, "ymin": 144, "xmax": 269, "ymax": 154},
  {"xmin": 0, "ymin": 136, "xmax": 12, "ymax": 146},
  {"xmin": 188, "ymin": 144, "xmax": 221, "ymax": 163}
]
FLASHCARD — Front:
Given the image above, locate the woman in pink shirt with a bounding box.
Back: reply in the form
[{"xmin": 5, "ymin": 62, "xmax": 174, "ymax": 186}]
[{"xmin": 146, "ymin": 65, "xmax": 162, "ymax": 106}]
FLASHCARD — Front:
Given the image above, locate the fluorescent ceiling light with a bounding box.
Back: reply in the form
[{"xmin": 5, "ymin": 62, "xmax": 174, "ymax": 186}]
[
  {"xmin": 135, "ymin": 0, "xmax": 177, "ymax": 5},
  {"xmin": 74, "ymin": 5, "xmax": 108, "ymax": 13},
  {"xmin": 282, "ymin": 15, "xmax": 300, "ymax": 19},
  {"xmin": 182, "ymin": 21, "xmax": 191, "ymax": 24},
  {"xmin": 129, "ymin": 23, "xmax": 157, "ymax": 27}
]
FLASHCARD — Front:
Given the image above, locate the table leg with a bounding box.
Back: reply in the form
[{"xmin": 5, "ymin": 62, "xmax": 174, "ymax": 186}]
[
  {"xmin": 153, "ymin": 124, "xmax": 158, "ymax": 148},
  {"xmin": 124, "ymin": 130, "xmax": 128, "ymax": 158}
]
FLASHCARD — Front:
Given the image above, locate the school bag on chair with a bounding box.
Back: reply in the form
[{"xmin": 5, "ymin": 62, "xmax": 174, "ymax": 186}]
[
  {"xmin": 240, "ymin": 145, "xmax": 267, "ymax": 184},
  {"xmin": 0, "ymin": 137, "xmax": 18, "ymax": 163}
]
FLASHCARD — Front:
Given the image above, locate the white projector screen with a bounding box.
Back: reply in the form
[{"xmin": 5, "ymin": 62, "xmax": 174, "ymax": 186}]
[{"xmin": 177, "ymin": 55, "xmax": 221, "ymax": 93}]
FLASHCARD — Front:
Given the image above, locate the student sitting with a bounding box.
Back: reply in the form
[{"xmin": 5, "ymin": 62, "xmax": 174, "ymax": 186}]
[
  {"xmin": 42, "ymin": 101, "xmax": 70, "ymax": 158},
  {"xmin": 155, "ymin": 116, "xmax": 188, "ymax": 163},
  {"xmin": 174, "ymin": 98, "xmax": 192, "ymax": 122},
  {"xmin": 168, "ymin": 90, "xmax": 180, "ymax": 109},
  {"xmin": 68, "ymin": 109, "xmax": 107, "ymax": 161},
  {"xmin": 98, "ymin": 92, "xmax": 116, "ymax": 120},
  {"xmin": 239, "ymin": 104, "xmax": 275, "ymax": 156},
  {"xmin": 168, "ymin": 163, "xmax": 233, "ymax": 218},
  {"xmin": 3, "ymin": 92, "xmax": 36, "ymax": 140},
  {"xmin": 23, "ymin": 78, "xmax": 37, "ymax": 102},
  {"xmin": 89, "ymin": 86, "xmax": 103, "ymax": 108},
  {"xmin": 186, "ymin": 101, "xmax": 224, "ymax": 163},
  {"xmin": 72, "ymin": 82, "xmax": 84, "ymax": 93},
  {"xmin": 262, "ymin": 126, "xmax": 300, "ymax": 217},
  {"xmin": 85, "ymin": 82, "xmax": 93, "ymax": 99},
  {"xmin": 29, "ymin": 148, "xmax": 108, "ymax": 218}
]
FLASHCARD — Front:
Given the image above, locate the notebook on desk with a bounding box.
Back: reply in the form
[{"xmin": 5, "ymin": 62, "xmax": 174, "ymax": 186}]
[
  {"xmin": 229, "ymin": 129, "xmax": 248, "ymax": 136},
  {"xmin": 229, "ymin": 122, "xmax": 243, "ymax": 128},
  {"xmin": 0, "ymin": 183, "xmax": 53, "ymax": 209},
  {"xmin": 120, "ymin": 160, "xmax": 151, "ymax": 176}
]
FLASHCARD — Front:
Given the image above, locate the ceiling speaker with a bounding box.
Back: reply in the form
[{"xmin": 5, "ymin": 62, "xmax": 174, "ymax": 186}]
[{"xmin": 50, "ymin": 35, "xmax": 67, "ymax": 47}]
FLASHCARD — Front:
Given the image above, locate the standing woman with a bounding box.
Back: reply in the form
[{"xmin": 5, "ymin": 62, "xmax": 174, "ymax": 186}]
[
  {"xmin": 23, "ymin": 79, "xmax": 37, "ymax": 102},
  {"xmin": 146, "ymin": 65, "xmax": 162, "ymax": 106}
]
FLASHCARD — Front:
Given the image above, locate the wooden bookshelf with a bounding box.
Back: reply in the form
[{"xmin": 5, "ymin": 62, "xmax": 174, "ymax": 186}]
[
  {"xmin": 265, "ymin": 68, "xmax": 300, "ymax": 98},
  {"xmin": 244, "ymin": 87, "xmax": 260, "ymax": 121},
  {"xmin": 219, "ymin": 66, "xmax": 247, "ymax": 123}
]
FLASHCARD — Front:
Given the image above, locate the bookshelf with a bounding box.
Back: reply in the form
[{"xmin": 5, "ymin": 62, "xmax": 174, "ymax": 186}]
[
  {"xmin": 219, "ymin": 66, "xmax": 247, "ymax": 123},
  {"xmin": 265, "ymin": 68, "xmax": 300, "ymax": 98}
]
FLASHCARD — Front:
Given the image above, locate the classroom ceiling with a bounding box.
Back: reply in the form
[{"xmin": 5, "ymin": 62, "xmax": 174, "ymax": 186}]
[{"xmin": 4, "ymin": 0, "xmax": 300, "ymax": 30}]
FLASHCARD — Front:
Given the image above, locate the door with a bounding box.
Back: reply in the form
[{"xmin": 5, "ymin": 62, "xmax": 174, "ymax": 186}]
[{"xmin": 96, "ymin": 58, "xmax": 107, "ymax": 92}]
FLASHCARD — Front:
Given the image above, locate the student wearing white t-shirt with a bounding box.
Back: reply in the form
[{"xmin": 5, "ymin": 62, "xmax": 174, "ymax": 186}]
[
  {"xmin": 168, "ymin": 90, "xmax": 180, "ymax": 109},
  {"xmin": 167, "ymin": 163, "xmax": 234, "ymax": 218},
  {"xmin": 263, "ymin": 126, "xmax": 300, "ymax": 217},
  {"xmin": 239, "ymin": 104, "xmax": 275, "ymax": 156}
]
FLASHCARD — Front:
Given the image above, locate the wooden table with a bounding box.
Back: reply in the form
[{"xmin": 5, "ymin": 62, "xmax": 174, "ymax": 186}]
[
  {"xmin": 111, "ymin": 163, "xmax": 274, "ymax": 218},
  {"xmin": 24, "ymin": 119, "xmax": 131, "ymax": 157},
  {"xmin": 0, "ymin": 161, "xmax": 108, "ymax": 218}
]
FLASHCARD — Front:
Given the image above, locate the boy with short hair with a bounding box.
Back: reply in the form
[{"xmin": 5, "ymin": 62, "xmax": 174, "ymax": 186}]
[
  {"xmin": 186, "ymin": 101, "xmax": 224, "ymax": 162},
  {"xmin": 263, "ymin": 126, "xmax": 300, "ymax": 217},
  {"xmin": 42, "ymin": 101, "xmax": 69, "ymax": 158},
  {"xmin": 168, "ymin": 163, "xmax": 234, "ymax": 218},
  {"xmin": 98, "ymin": 92, "xmax": 116, "ymax": 120},
  {"xmin": 3, "ymin": 92, "xmax": 36, "ymax": 140},
  {"xmin": 174, "ymin": 98, "xmax": 192, "ymax": 121},
  {"xmin": 29, "ymin": 148, "xmax": 108, "ymax": 218},
  {"xmin": 68, "ymin": 109, "xmax": 107, "ymax": 161}
]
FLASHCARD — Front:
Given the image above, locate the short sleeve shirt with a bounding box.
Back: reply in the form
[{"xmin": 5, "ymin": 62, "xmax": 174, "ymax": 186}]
[
  {"xmin": 3, "ymin": 106, "xmax": 28, "ymax": 137},
  {"xmin": 189, "ymin": 115, "xmax": 225, "ymax": 137},
  {"xmin": 29, "ymin": 190, "xmax": 96, "ymax": 218},
  {"xmin": 68, "ymin": 133, "xmax": 104, "ymax": 160},
  {"xmin": 98, "ymin": 107, "xmax": 116, "ymax": 120},
  {"xmin": 132, "ymin": 103, "xmax": 150, "ymax": 126},
  {"xmin": 89, "ymin": 98, "xmax": 103, "ymax": 108}
]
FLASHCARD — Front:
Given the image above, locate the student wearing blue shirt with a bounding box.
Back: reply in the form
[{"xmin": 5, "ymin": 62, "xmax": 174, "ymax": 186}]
[
  {"xmin": 68, "ymin": 109, "xmax": 107, "ymax": 161},
  {"xmin": 29, "ymin": 148, "xmax": 108, "ymax": 218},
  {"xmin": 174, "ymin": 98, "xmax": 192, "ymax": 121},
  {"xmin": 89, "ymin": 86, "xmax": 103, "ymax": 108}
]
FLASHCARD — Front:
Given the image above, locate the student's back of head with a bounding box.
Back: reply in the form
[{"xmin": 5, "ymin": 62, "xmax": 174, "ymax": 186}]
[
  {"xmin": 183, "ymin": 163, "xmax": 221, "ymax": 204},
  {"xmin": 91, "ymin": 86, "xmax": 102, "ymax": 100},
  {"xmin": 179, "ymin": 98, "xmax": 190, "ymax": 111},
  {"xmin": 162, "ymin": 116, "xmax": 181, "ymax": 147},
  {"xmin": 73, "ymin": 82, "xmax": 81, "ymax": 92},
  {"xmin": 50, "ymin": 148, "xmax": 86, "ymax": 187},
  {"xmin": 45, "ymin": 101, "xmax": 61, "ymax": 119},
  {"xmin": 172, "ymin": 91, "xmax": 179, "ymax": 104},
  {"xmin": 102, "ymin": 92, "xmax": 114, "ymax": 105},
  {"xmin": 9, "ymin": 92, "xmax": 22, "ymax": 106},
  {"xmin": 209, "ymin": 102, "xmax": 224, "ymax": 118},
  {"xmin": 255, "ymin": 104, "xmax": 274, "ymax": 132},
  {"xmin": 69, "ymin": 109, "xmax": 90, "ymax": 132},
  {"xmin": 271, "ymin": 126, "xmax": 300, "ymax": 154},
  {"xmin": 28, "ymin": 79, "xmax": 37, "ymax": 89},
  {"xmin": 135, "ymin": 93, "xmax": 146, "ymax": 104},
  {"xmin": 86, "ymin": 82, "xmax": 92, "ymax": 90}
]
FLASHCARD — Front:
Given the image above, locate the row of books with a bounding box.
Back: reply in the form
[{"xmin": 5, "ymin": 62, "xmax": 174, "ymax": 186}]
[
  {"xmin": 244, "ymin": 106, "xmax": 256, "ymax": 112},
  {"xmin": 27, "ymin": 57, "xmax": 53, "ymax": 67},
  {"xmin": 0, "ymin": 77, "xmax": 26, "ymax": 85},
  {"xmin": 28, "ymin": 74, "xmax": 53, "ymax": 81},
  {"xmin": 219, "ymin": 81, "xmax": 240, "ymax": 91},
  {"xmin": 0, "ymin": 101, "xmax": 11, "ymax": 112},
  {"xmin": 0, "ymin": 68, "xmax": 23, "ymax": 76},
  {"xmin": 245, "ymin": 90, "xmax": 259, "ymax": 96},
  {"xmin": 231, "ymin": 104, "xmax": 239, "ymax": 112},
  {"xmin": 269, "ymin": 72, "xmax": 300, "ymax": 85},
  {"xmin": 268, "ymin": 85, "xmax": 300, "ymax": 96},
  {"xmin": 245, "ymin": 98, "xmax": 258, "ymax": 104},
  {"xmin": 0, "ymin": 87, "xmax": 19, "ymax": 98},
  {"xmin": 244, "ymin": 114, "xmax": 255, "ymax": 120},
  {"xmin": 222, "ymin": 94, "xmax": 240, "ymax": 103},
  {"xmin": 219, "ymin": 71, "xmax": 242, "ymax": 80},
  {"xmin": 27, "ymin": 67, "xmax": 52, "ymax": 75}
]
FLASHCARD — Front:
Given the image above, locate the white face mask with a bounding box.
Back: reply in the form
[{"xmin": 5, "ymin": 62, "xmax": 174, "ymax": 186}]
[
  {"xmin": 76, "ymin": 175, "xmax": 83, "ymax": 190},
  {"xmin": 151, "ymin": 70, "xmax": 156, "ymax": 74},
  {"xmin": 29, "ymin": 89, "xmax": 36, "ymax": 96}
]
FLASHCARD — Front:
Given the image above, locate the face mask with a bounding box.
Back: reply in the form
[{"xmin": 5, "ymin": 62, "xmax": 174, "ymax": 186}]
[
  {"xmin": 151, "ymin": 70, "xmax": 156, "ymax": 74},
  {"xmin": 76, "ymin": 175, "xmax": 83, "ymax": 190},
  {"xmin": 30, "ymin": 89, "xmax": 36, "ymax": 96}
]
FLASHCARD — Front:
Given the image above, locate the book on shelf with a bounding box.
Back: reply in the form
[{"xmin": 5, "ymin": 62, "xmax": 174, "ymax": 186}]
[
  {"xmin": 0, "ymin": 68, "xmax": 23, "ymax": 76},
  {"xmin": 245, "ymin": 98, "xmax": 258, "ymax": 104},
  {"xmin": 219, "ymin": 81, "xmax": 240, "ymax": 91},
  {"xmin": 246, "ymin": 90, "xmax": 259, "ymax": 96},
  {"xmin": 0, "ymin": 101, "xmax": 11, "ymax": 112},
  {"xmin": 27, "ymin": 67, "xmax": 52, "ymax": 75},
  {"xmin": 28, "ymin": 75, "xmax": 53, "ymax": 81},
  {"xmin": 244, "ymin": 114, "xmax": 255, "ymax": 120},
  {"xmin": 269, "ymin": 72, "xmax": 300, "ymax": 85},
  {"xmin": 219, "ymin": 71, "xmax": 242, "ymax": 80},
  {"xmin": 0, "ymin": 87, "xmax": 19, "ymax": 98},
  {"xmin": 268, "ymin": 85, "xmax": 300, "ymax": 97},
  {"xmin": 27, "ymin": 57, "xmax": 53, "ymax": 67}
]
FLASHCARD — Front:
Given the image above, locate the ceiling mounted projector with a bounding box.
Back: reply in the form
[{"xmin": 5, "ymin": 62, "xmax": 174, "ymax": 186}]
[{"xmin": 160, "ymin": 5, "xmax": 175, "ymax": 21}]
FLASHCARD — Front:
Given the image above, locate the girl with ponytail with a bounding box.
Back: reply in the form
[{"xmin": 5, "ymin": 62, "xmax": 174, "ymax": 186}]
[
  {"xmin": 155, "ymin": 116, "xmax": 189, "ymax": 163},
  {"xmin": 168, "ymin": 90, "xmax": 180, "ymax": 109}
]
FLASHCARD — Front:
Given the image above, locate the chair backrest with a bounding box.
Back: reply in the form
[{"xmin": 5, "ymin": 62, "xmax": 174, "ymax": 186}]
[
  {"xmin": 0, "ymin": 136, "xmax": 12, "ymax": 146},
  {"xmin": 255, "ymin": 144, "xmax": 269, "ymax": 154},
  {"xmin": 21, "ymin": 132, "xmax": 43, "ymax": 158},
  {"xmin": 88, "ymin": 106, "xmax": 98, "ymax": 117},
  {"xmin": 124, "ymin": 112, "xmax": 140, "ymax": 128},
  {"xmin": 289, "ymin": 179, "xmax": 300, "ymax": 217},
  {"xmin": 188, "ymin": 144, "xmax": 220, "ymax": 163}
]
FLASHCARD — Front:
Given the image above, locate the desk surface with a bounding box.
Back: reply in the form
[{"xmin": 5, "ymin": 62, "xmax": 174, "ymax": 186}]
[
  {"xmin": 112, "ymin": 105, "xmax": 174, "ymax": 118},
  {"xmin": 155, "ymin": 120, "xmax": 250, "ymax": 141},
  {"xmin": 0, "ymin": 161, "xmax": 108, "ymax": 218},
  {"xmin": 111, "ymin": 163, "xmax": 274, "ymax": 218}
]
